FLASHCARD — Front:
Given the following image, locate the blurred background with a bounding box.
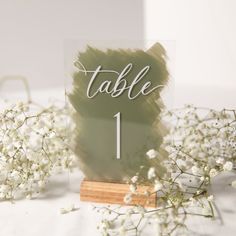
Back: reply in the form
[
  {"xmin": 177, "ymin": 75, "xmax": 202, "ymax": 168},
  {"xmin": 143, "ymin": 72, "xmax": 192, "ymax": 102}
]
[
  {"xmin": 0, "ymin": 0, "xmax": 235, "ymax": 106},
  {"xmin": 0, "ymin": 0, "xmax": 144, "ymax": 90}
]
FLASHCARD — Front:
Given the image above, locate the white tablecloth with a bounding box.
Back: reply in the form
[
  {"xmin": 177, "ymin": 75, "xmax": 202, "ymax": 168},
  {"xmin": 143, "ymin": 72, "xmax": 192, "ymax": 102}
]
[
  {"xmin": 0, "ymin": 85, "xmax": 235, "ymax": 236},
  {"xmin": 0, "ymin": 170, "xmax": 235, "ymax": 236}
]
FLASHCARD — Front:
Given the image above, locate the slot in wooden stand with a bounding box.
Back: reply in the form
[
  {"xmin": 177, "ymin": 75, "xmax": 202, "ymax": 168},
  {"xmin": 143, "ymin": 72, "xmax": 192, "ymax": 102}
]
[{"xmin": 80, "ymin": 180, "xmax": 157, "ymax": 208}]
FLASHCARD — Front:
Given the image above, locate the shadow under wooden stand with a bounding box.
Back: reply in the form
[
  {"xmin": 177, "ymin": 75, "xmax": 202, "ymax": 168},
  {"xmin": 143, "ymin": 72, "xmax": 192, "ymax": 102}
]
[{"xmin": 80, "ymin": 179, "xmax": 157, "ymax": 208}]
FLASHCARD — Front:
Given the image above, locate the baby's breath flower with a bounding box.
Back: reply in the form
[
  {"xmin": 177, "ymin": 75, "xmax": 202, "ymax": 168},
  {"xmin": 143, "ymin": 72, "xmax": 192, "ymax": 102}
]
[
  {"xmin": 124, "ymin": 193, "xmax": 132, "ymax": 204},
  {"xmin": 209, "ymin": 168, "xmax": 218, "ymax": 178},
  {"xmin": 60, "ymin": 204, "xmax": 76, "ymax": 214},
  {"xmin": 146, "ymin": 149, "xmax": 158, "ymax": 159},
  {"xmin": 154, "ymin": 180, "xmax": 163, "ymax": 192},
  {"xmin": 207, "ymin": 195, "xmax": 214, "ymax": 202},
  {"xmin": 0, "ymin": 102, "xmax": 76, "ymax": 200},
  {"xmin": 147, "ymin": 167, "xmax": 156, "ymax": 179},
  {"xmin": 99, "ymin": 219, "xmax": 111, "ymax": 232},
  {"xmin": 216, "ymin": 157, "xmax": 224, "ymax": 165},
  {"xmin": 223, "ymin": 161, "xmax": 233, "ymax": 171},
  {"xmin": 129, "ymin": 184, "xmax": 136, "ymax": 193},
  {"xmin": 131, "ymin": 175, "xmax": 138, "ymax": 183},
  {"xmin": 38, "ymin": 180, "xmax": 46, "ymax": 189}
]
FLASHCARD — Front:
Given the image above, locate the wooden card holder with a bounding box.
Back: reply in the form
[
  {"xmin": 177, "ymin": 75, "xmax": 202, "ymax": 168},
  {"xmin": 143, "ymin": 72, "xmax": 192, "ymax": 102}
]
[{"xmin": 80, "ymin": 180, "xmax": 157, "ymax": 208}]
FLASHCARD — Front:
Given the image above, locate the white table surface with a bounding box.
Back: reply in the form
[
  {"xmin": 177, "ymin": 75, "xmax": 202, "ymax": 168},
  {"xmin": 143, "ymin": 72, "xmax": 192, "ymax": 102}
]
[
  {"xmin": 0, "ymin": 170, "xmax": 235, "ymax": 236},
  {"xmin": 0, "ymin": 85, "xmax": 235, "ymax": 236}
]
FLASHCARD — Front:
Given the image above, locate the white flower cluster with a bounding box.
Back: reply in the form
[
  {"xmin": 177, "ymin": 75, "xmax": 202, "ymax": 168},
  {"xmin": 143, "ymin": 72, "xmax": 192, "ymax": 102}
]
[
  {"xmin": 162, "ymin": 106, "xmax": 235, "ymax": 182},
  {"xmin": 97, "ymin": 105, "xmax": 236, "ymax": 236},
  {"xmin": 0, "ymin": 102, "xmax": 76, "ymax": 200},
  {"xmin": 60, "ymin": 204, "xmax": 77, "ymax": 214}
]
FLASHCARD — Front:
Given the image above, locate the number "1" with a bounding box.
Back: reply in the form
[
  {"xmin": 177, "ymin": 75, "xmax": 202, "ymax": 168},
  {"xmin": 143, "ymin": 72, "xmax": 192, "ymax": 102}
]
[{"xmin": 114, "ymin": 112, "xmax": 121, "ymax": 159}]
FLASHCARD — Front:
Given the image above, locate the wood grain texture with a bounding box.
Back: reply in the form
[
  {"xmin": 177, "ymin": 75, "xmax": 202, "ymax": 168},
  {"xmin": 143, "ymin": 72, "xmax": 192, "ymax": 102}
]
[{"xmin": 80, "ymin": 180, "xmax": 157, "ymax": 207}]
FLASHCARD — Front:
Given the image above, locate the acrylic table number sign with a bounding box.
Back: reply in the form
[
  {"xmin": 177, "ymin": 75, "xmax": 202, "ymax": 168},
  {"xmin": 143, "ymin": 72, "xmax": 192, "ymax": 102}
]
[{"xmin": 67, "ymin": 41, "xmax": 170, "ymax": 207}]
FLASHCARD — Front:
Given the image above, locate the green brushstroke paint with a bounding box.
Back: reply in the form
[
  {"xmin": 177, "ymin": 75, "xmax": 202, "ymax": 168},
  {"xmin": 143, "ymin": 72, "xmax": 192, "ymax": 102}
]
[{"xmin": 69, "ymin": 43, "xmax": 169, "ymax": 182}]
